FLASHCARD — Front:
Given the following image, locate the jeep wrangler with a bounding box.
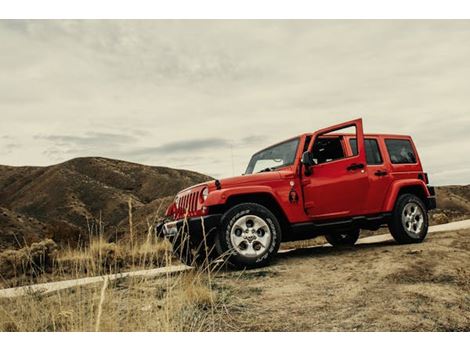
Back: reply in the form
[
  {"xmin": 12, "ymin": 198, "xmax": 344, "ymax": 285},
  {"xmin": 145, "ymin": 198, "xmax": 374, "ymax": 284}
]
[{"xmin": 158, "ymin": 118, "xmax": 436, "ymax": 269}]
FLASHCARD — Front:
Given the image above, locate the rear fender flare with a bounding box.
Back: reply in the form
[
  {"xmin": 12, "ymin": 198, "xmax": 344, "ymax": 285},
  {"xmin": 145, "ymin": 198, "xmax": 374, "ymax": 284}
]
[{"xmin": 383, "ymin": 179, "xmax": 430, "ymax": 212}]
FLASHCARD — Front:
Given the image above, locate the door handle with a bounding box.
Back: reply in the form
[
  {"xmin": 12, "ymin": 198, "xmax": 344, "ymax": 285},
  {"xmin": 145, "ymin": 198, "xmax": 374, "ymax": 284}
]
[
  {"xmin": 374, "ymin": 170, "xmax": 388, "ymax": 176},
  {"xmin": 347, "ymin": 163, "xmax": 365, "ymax": 171}
]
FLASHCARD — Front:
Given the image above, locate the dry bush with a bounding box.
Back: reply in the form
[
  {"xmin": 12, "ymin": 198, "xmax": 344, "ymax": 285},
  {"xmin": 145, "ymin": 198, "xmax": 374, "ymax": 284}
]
[
  {"xmin": 0, "ymin": 236, "xmax": 173, "ymax": 286},
  {"xmin": 431, "ymin": 212, "xmax": 449, "ymax": 225},
  {"xmin": 55, "ymin": 237, "xmax": 172, "ymax": 277},
  {"xmin": 0, "ymin": 239, "xmax": 58, "ymax": 280}
]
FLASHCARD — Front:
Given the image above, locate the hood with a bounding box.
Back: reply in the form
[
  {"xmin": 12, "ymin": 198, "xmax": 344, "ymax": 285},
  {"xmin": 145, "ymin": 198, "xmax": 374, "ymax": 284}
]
[
  {"xmin": 210, "ymin": 171, "xmax": 283, "ymax": 189},
  {"xmin": 176, "ymin": 168, "xmax": 294, "ymax": 196}
]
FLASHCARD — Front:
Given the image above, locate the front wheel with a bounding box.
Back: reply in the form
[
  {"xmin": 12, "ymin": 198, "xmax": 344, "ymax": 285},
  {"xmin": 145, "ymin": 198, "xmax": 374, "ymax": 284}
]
[
  {"xmin": 216, "ymin": 203, "xmax": 282, "ymax": 269},
  {"xmin": 325, "ymin": 229, "xmax": 360, "ymax": 247},
  {"xmin": 388, "ymin": 194, "xmax": 429, "ymax": 244}
]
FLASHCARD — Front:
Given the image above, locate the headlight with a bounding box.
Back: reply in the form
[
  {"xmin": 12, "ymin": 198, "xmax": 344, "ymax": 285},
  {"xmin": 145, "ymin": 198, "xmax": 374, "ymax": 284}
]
[{"xmin": 201, "ymin": 187, "xmax": 209, "ymax": 201}]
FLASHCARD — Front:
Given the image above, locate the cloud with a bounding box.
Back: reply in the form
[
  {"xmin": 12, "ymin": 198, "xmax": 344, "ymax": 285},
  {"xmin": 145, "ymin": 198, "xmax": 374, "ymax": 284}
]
[
  {"xmin": 35, "ymin": 132, "xmax": 138, "ymax": 146},
  {"xmin": 32, "ymin": 132, "xmax": 140, "ymax": 161},
  {"xmin": 124, "ymin": 138, "xmax": 231, "ymax": 157},
  {"xmin": 2, "ymin": 143, "xmax": 20, "ymax": 155}
]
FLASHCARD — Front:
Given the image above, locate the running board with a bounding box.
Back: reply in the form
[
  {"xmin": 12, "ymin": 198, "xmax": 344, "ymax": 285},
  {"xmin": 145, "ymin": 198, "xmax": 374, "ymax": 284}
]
[{"xmin": 286, "ymin": 213, "xmax": 392, "ymax": 241}]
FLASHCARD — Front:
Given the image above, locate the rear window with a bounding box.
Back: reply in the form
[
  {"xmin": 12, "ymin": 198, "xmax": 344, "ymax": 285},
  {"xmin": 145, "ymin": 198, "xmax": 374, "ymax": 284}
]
[
  {"xmin": 385, "ymin": 139, "xmax": 417, "ymax": 164},
  {"xmin": 349, "ymin": 138, "xmax": 383, "ymax": 165}
]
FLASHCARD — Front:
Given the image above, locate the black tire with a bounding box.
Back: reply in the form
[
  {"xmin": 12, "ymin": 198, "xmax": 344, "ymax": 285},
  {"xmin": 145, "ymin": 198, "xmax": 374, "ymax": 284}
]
[
  {"xmin": 325, "ymin": 229, "xmax": 360, "ymax": 247},
  {"xmin": 388, "ymin": 193, "xmax": 428, "ymax": 244},
  {"xmin": 216, "ymin": 203, "xmax": 282, "ymax": 269}
]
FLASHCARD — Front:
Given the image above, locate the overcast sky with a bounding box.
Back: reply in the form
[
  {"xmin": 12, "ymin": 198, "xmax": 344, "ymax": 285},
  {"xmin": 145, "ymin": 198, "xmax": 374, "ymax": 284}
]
[{"xmin": 1, "ymin": 20, "xmax": 469, "ymax": 185}]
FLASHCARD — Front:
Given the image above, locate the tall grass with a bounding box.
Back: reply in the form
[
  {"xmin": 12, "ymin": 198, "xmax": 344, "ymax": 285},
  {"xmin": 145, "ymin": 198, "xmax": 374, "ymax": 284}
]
[
  {"xmin": 0, "ymin": 200, "xmax": 229, "ymax": 331},
  {"xmin": 0, "ymin": 235, "xmax": 228, "ymax": 331},
  {"xmin": 0, "ymin": 268, "xmax": 226, "ymax": 331}
]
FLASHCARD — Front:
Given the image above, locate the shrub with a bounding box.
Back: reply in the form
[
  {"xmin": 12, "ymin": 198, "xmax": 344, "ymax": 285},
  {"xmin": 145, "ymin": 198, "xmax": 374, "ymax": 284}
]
[
  {"xmin": 0, "ymin": 239, "xmax": 58, "ymax": 279},
  {"xmin": 431, "ymin": 212, "xmax": 449, "ymax": 225}
]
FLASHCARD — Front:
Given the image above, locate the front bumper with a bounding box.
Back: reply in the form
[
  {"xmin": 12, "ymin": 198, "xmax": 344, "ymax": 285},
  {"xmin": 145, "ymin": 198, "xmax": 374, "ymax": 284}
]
[{"xmin": 157, "ymin": 214, "xmax": 222, "ymax": 243}]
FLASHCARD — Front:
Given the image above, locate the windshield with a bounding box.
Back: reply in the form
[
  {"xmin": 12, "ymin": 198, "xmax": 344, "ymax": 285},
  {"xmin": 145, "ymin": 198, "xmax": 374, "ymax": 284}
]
[{"xmin": 245, "ymin": 138, "xmax": 300, "ymax": 174}]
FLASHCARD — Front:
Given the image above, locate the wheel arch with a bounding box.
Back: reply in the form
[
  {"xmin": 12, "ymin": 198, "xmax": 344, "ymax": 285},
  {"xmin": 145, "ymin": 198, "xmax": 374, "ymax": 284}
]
[
  {"xmin": 208, "ymin": 192, "xmax": 290, "ymax": 235},
  {"xmin": 384, "ymin": 180, "xmax": 430, "ymax": 212}
]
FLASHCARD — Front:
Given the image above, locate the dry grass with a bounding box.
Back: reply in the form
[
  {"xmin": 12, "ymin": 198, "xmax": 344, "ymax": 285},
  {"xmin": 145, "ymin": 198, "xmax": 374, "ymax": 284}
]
[
  {"xmin": 0, "ymin": 239, "xmax": 59, "ymax": 283},
  {"xmin": 0, "ymin": 199, "xmax": 229, "ymax": 331},
  {"xmin": 0, "ymin": 236, "xmax": 173, "ymax": 288},
  {"xmin": 0, "ymin": 232, "xmax": 228, "ymax": 331},
  {"xmin": 0, "ymin": 269, "xmax": 227, "ymax": 331},
  {"xmin": 56, "ymin": 236, "xmax": 172, "ymax": 277}
]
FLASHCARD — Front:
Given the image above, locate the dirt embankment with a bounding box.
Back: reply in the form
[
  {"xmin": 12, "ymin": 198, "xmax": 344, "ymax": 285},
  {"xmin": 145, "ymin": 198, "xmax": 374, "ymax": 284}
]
[{"xmin": 217, "ymin": 229, "xmax": 470, "ymax": 331}]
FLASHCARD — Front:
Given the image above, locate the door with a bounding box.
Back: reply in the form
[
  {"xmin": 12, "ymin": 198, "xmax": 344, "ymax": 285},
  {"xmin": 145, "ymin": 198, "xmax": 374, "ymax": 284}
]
[
  {"xmin": 302, "ymin": 119, "xmax": 369, "ymax": 220},
  {"xmin": 347, "ymin": 136, "xmax": 393, "ymax": 214}
]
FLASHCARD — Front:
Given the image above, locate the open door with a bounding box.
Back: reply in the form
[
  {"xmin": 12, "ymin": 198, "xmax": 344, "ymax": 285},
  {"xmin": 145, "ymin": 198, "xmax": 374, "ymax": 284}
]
[{"xmin": 301, "ymin": 118, "xmax": 369, "ymax": 220}]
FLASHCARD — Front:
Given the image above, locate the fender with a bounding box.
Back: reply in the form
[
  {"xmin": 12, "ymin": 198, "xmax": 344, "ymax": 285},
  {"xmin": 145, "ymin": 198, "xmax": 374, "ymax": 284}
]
[
  {"xmin": 383, "ymin": 179, "xmax": 430, "ymax": 212},
  {"xmin": 204, "ymin": 185, "xmax": 277, "ymax": 207}
]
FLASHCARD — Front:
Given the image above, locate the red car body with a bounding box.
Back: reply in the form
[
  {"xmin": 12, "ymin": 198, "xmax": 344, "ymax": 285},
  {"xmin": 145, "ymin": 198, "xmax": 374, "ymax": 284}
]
[{"xmin": 161, "ymin": 118, "xmax": 435, "ymax": 266}]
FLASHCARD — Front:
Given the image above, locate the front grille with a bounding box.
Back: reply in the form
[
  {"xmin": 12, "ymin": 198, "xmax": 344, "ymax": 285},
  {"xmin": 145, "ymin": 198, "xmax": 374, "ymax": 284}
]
[{"xmin": 177, "ymin": 189, "xmax": 200, "ymax": 215}]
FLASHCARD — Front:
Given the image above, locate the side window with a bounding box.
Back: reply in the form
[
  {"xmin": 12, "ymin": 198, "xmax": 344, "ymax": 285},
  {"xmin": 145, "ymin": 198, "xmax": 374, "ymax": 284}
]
[
  {"xmin": 385, "ymin": 139, "xmax": 416, "ymax": 164},
  {"xmin": 312, "ymin": 137, "xmax": 345, "ymax": 164},
  {"xmin": 349, "ymin": 138, "xmax": 383, "ymax": 165}
]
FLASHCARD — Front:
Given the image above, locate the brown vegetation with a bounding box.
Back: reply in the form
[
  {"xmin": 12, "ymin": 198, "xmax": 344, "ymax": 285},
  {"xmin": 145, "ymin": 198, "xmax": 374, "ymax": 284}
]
[
  {"xmin": 0, "ymin": 269, "xmax": 226, "ymax": 332},
  {"xmin": 0, "ymin": 229, "xmax": 227, "ymax": 331},
  {"xmin": 0, "ymin": 236, "xmax": 174, "ymax": 288}
]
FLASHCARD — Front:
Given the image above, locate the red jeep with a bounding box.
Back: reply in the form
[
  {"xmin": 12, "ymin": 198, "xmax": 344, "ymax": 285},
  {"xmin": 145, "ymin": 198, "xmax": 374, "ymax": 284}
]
[{"xmin": 160, "ymin": 119, "xmax": 436, "ymax": 268}]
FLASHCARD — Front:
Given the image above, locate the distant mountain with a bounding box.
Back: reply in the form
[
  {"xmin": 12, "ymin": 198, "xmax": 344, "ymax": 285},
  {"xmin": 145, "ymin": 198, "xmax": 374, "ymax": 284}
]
[{"xmin": 0, "ymin": 157, "xmax": 211, "ymax": 249}]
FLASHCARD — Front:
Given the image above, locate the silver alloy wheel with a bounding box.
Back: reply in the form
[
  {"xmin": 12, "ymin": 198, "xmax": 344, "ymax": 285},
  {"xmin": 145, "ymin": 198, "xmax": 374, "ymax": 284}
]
[
  {"xmin": 230, "ymin": 215, "xmax": 272, "ymax": 258},
  {"xmin": 401, "ymin": 202, "xmax": 424, "ymax": 238}
]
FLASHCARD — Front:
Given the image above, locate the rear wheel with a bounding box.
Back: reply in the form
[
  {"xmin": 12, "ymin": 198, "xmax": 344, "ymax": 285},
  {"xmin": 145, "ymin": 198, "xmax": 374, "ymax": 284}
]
[
  {"xmin": 216, "ymin": 203, "xmax": 282, "ymax": 269},
  {"xmin": 325, "ymin": 229, "xmax": 360, "ymax": 247},
  {"xmin": 388, "ymin": 193, "xmax": 428, "ymax": 244}
]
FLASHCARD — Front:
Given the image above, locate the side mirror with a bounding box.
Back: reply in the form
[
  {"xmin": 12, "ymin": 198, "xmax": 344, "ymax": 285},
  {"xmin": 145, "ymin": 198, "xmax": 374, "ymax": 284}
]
[{"xmin": 301, "ymin": 151, "xmax": 315, "ymax": 166}]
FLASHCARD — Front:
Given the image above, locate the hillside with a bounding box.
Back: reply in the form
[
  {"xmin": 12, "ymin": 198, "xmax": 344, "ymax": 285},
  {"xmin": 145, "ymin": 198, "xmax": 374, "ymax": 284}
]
[
  {"xmin": 0, "ymin": 157, "xmax": 211, "ymax": 249},
  {"xmin": 433, "ymin": 185, "xmax": 470, "ymax": 222}
]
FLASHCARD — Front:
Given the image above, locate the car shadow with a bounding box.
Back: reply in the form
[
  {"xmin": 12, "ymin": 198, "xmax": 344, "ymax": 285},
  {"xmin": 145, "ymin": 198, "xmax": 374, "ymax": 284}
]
[
  {"xmin": 212, "ymin": 239, "xmax": 399, "ymax": 274},
  {"xmin": 275, "ymin": 239, "xmax": 398, "ymax": 261}
]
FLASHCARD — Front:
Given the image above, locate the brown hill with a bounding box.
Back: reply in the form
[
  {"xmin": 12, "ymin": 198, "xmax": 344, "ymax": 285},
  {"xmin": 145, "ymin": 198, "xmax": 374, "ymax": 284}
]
[
  {"xmin": 433, "ymin": 185, "xmax": 470, "ymax": 223},
  {"xmin": 0, "ymin": 206, "xmax": 48, "ymax": 249},
  {"xmin": 0, "ymin": 157, "xmax": 211, "ymax": 249}
]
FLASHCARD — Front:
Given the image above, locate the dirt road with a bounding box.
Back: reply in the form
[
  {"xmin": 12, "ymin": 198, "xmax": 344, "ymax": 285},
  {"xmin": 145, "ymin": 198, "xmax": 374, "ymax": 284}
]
[
  {"xmin": 0, "ymin": 265, "xmax": 190, "ymax": 299},
  {"xmin": 217, "ymin": 226, "xmax": 470, "ymax": 331}
]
